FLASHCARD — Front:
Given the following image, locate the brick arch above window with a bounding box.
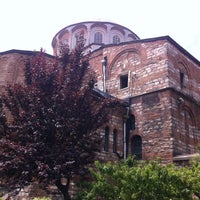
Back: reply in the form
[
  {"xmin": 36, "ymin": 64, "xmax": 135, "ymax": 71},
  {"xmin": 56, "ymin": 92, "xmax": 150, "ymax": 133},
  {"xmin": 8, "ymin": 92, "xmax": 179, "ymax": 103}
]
[
  {"xmin": 107, "ymin": 49, "xmax": 141, "ymax": 80},
  {"xmin": 180, "ymin": 105, "xmax": 196, "ymax": 126},
  {"xmin": 179, "ymin": 106, "xmax": 197, "ymax": 153},
  {"xmin": 176, "ymin": 60, "xmax": 191, "ymax": 90}
]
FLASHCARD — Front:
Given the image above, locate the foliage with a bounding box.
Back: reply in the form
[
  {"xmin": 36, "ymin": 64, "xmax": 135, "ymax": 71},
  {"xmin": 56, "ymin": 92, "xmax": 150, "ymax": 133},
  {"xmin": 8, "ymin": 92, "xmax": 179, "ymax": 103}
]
[
  {"xmin": 33, "ymin": 197, "xmax": 51, "ymax": 200},
  {"xmin": 75, "ymin": 157, "xmax": 200, "ymax": 200},
  {"xmin": 0, "ymin": 45, "xmax": 120, "ymax": 200}
]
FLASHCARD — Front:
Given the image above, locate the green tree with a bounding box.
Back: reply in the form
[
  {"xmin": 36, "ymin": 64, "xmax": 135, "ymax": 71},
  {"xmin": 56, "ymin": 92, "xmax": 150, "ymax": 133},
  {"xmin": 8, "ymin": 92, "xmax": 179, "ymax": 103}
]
[
  {"xmin": 75, "ymin": 157, "xmax": 200, "ymax": 200},
  {"xmin": 0, "ymin": 45, "xmax": 119, "ymax": 200}
]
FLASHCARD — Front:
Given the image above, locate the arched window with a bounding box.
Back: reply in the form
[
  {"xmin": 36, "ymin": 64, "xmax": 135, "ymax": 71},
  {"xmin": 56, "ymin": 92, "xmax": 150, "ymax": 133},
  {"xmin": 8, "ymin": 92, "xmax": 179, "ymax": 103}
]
[
  {"xmin": 178, "ymin": 107, "xmax": 197, "ymax": 154},
  {"xmin": 179, "ymin": 70, "xmax": 185, "ymax": 89},
  {"xmin": 104, "ymin": 126, "xmax": 109, "ymax": 152},
  {"xmin": 178, "ymin": 63, "xmax": 190, "ymax": 90},
  {"xmin": 113, "ymin": 129, "xmax": 118, "ymax": 153},
  {"xmin": 183, "ymin": 109, "xmax": 195, "ymax": 153},
  {"xmin": 131, "ymin": 135, "xmax": 142, "ymax": 160},
  {"xmin": 94, "ymin": 32, "xmax": 103, "ymax": 44},
  {"xmin": 113, "ymin": 35, "xmax": 120, "ymax": 44}
]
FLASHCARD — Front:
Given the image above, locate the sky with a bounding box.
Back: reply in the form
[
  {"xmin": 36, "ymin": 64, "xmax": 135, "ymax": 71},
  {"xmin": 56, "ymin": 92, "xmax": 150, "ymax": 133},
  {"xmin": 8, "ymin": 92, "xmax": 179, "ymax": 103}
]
[{"xmin": 0, "ymin": 0, "xmax": 200, "ymax": 60}]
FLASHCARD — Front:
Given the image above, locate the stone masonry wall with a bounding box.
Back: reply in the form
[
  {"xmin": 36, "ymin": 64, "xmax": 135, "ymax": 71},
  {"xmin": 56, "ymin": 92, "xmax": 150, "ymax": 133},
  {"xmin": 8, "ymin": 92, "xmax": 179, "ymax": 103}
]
[
  {"xmin": 166, "ymin": 43, "xmax": 200, "ymax": 155},
  {"xmin": 167, "ymin": 42, "xmax": 200, "ymax": 102},
  {"xmin": 0, "ymin": 53, "xmax": 27, "ymax": 89},
  {"xmin": 89, "ymin": 37, "xmax": 200, "ymax": 162},
  {"xmin": 1, "ymin": 37, "xmax": 200, "ymax": 165},
  {"xmin": 170, "ymin": 89, "xmax": 200, "ymax": 155},
  {"xmin": 96, "ymin": 109, "xmax": 125, "ymax": 162},
  {"xmin": 129, "ymin": 90, "xmax": 173, "ymax": 162},
  {"xmin": 89, "ymin": 39, "xmax": 170, "ymax": 99}
]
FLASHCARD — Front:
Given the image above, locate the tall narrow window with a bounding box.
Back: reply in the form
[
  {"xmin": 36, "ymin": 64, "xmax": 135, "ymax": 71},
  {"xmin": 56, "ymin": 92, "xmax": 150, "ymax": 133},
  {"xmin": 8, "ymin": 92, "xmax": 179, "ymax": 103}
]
[
  {"xmin": 113, "ymin": 129, "xmax": 118, "ymax": 153},
  {"xmin": 180, "ymin": 71, "xmax": 185, "ymax": 88},
  {"xmin": 94, "ymin": 32, "xmax": 103, "ymax": 44},
  {"xmin": 120, "ymin": 74, "xmax": 128, "ymax": 89},
  {"xmin": 131, "ymin": 135, "xmax": 142, "ymax": 160},
  {"xmin": 179, "ymin": 108, "xmax": 196, "ymax": 154},
  {"xmin": 184, "ymin": 110, "xmax": 194, "ymax": 153},
  {"xmin": 104, "ymin": 126, "xmax": 109, "ymax": 152},
  {"xmin": 113, "ymin": 35, "xmax": 120, "ymax": 44}
]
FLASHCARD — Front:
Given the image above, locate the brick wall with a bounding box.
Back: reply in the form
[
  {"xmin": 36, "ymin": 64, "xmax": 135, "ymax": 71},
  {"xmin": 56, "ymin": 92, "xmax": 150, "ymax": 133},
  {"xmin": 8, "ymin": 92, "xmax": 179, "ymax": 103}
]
[
  {"xmin": 1, "ymin": 36, "xmax": 200, "ymax": 199},
  {"xmin": 1, "ymin": 36, "xmax": 200, "ymax": 165},
  {"xmin": 0, "ymin": 53, "xmax": 27, "ymax": 88},
  {"xmin": 89, "ymin": 36, "xmax": 200, "ymax": 162}
]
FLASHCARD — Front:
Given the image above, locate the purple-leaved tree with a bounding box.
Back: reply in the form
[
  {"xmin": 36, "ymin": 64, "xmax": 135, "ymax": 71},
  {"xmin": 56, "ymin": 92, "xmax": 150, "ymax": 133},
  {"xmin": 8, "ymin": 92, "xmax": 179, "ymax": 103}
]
[{"xmin": 0, "ymin": 44, "xmax": 120, "ymax": 200}]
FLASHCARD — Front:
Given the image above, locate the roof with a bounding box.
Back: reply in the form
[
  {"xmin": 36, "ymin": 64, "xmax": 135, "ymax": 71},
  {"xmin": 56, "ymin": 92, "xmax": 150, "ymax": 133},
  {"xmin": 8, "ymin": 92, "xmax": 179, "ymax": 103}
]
[
  {"xmin": 92, "ymin": 88, "xmax": 129, "ymax": 107},
  {"xmin": 52, "ymin": 21, "xmax": 140, "ymax": 48},
  {"xmin": 0, "ymin": 49, "xmax": 54, "ymax": 58},
  {"xmin": 91, "ymin": 35, "xmax": 200, "ymax": 66}
]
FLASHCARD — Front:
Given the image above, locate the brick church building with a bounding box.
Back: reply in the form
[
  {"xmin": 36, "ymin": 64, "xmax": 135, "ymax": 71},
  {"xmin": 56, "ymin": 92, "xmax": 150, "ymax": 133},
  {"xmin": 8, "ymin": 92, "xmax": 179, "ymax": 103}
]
[{"xmin": 1, "ymin": 21, "xmax": 200, "ymax": 164}]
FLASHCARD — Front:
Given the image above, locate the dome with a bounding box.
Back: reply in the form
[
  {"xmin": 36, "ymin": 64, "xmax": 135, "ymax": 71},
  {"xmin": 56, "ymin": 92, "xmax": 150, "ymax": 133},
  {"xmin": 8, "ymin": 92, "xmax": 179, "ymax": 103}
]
[{"xmin": 51, "ymin": 21, "xmax": 140, "ymax": 56}]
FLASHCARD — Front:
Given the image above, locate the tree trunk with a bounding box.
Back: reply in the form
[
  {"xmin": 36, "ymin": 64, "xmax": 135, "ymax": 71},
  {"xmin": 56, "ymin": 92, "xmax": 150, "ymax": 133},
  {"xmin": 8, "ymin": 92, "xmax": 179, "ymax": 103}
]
[{"xmin": 55, "ymin": 177, "xmax": 71, "ymax": 200}]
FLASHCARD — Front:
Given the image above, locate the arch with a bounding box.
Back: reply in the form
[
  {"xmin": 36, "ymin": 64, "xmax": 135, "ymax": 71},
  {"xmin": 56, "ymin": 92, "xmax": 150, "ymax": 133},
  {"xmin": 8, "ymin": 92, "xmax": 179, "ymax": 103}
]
[
  {"xmin": 181, "ymin": 105, "xmax": 196, "ymax": 127},
  {"xmin": 94, "ymin": 32, "xmax": 103, "ymax": 44},
  {"xmin": 179, "ymin": 106, "xmax": 196, "ymax": 153},
  {"xmin": 71, "ymin": 24, "xmax": 87, "ymax": 33},
  {"xmin": 91, "ymin": 22, "xmax": 107, "ymax": 31},
  {"xmin": 127, "ymin": 33, "xmax": 138, "ymax": 41},
  {"xmin": 52, "ymin": 21, "xmax": 140, "ymax": 55},
  {"xmin": 111, "ymin": 26, "xmax": 125, "ymax": 36},
  {"xmin": 131, "ymin": 135, "xmax": 142, "ymax": 160},
  {"xmin": 108, "ymin": 49, "xmax": 141, "ymax": 80},
  {"xmin": 58, "ymin": 29, "xmax": 69, "ymax": 39},
  {"xmin": 90, "ymin": 28, "xmax": 106, "ymax": 44},
  {"xmin": 110, "ymin": 28, "xmax": 123, "ymax": 44},
  {"xmin": 178, "ymin": 60, "xmax": 191, "ymax": 76},
  {"xmin": 176, "ymin": 60, "xmax": 192, "ymax": 90}
]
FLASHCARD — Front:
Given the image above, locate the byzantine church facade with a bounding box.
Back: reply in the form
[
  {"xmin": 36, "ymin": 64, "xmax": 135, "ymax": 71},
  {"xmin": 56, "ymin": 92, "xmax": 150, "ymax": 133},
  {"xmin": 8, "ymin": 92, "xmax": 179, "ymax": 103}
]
[{"xmin": 1, "ymin": 21, "xmax": 200, "ymax": 164}]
